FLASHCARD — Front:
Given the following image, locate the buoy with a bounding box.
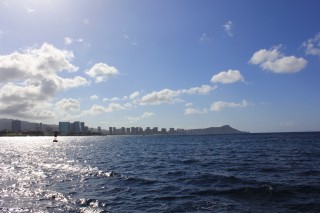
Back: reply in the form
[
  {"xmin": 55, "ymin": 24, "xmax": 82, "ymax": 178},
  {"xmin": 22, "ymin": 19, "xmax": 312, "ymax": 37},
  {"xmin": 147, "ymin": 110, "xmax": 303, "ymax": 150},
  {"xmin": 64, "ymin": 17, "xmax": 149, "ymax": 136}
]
[{"xmin": 53, "ymin": 132, "xmax": 58, "ymax": 142}]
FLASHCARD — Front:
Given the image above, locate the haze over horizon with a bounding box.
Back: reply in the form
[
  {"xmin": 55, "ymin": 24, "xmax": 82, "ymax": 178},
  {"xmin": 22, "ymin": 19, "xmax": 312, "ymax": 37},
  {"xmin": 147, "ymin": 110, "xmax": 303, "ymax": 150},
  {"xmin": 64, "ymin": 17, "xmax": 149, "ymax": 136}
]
[{"xmin": 0, "ymin": 0, "xmax": 319, "ymax": 133}]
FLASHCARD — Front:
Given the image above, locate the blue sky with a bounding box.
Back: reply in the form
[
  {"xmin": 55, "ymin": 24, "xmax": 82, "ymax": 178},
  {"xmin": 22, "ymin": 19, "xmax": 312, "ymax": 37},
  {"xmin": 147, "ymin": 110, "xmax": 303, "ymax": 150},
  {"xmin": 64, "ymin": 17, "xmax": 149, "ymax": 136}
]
[{"xmin": 0, "ymin": 0, "xmax": 319, "ymax": 132}]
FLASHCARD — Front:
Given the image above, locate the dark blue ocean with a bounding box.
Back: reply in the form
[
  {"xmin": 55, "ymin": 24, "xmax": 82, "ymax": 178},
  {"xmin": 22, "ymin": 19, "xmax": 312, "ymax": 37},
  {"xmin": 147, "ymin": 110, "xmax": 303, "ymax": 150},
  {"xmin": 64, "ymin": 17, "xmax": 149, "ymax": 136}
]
[{"xmin": 1, "ymin": 133, "xmax": 320, "ymax": 212}]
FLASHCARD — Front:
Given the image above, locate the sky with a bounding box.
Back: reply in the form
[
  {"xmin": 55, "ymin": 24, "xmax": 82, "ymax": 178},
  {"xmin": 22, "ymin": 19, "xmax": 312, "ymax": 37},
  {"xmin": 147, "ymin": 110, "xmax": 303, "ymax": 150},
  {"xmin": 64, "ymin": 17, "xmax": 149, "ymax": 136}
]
[{"xmin": 0, "ymin": 0, "xmax": 319, "ymax": 133}]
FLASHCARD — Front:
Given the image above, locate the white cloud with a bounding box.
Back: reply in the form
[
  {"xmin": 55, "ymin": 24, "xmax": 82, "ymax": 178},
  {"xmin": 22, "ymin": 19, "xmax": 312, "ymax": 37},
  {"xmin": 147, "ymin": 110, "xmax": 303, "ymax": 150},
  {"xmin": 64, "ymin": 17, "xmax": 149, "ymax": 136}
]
[
  {"xmin": 64, "ymin": 37, "xmax": 73, "ymax": 45},
  {"xmin": 185, "ymin": 102, "xmax": 193, "ymax": 107},
  {"xmin": 126, "ymin": 116, "xmax": 140, "ymax": 122},
  {"xmin": 123, "ymin": 103, "xmax": 133, "ymax": 108},
  {"xmin": 126, "ymin": 112, "xmax": 155, "ymax": 122},
  {"xmin": 106, "ymin": 103, "xmax": 126, "ymax": 112},
  {"xmin": 25, "ymin": 6, "xmax": 35, "ymax": 13},
  {"xmin": 223, "ymin": 21, "xmax": 234, "ymax": 37},
  {"xmin": 102, "ymin": 96, "xmax": 129, "ymax": 102},
  {"xmin": 55, "ymin": 98, "xmax": 80, "ymax": 112},
  {"xmin": 210, "ymin": 100, "xmax": 249, "ymax": 111},
  {"xmin": 140, "ymin": 85, "xmax": 216, "ymax": 105},
  {"xmin": 184, "ymin": 108, "xmax": 208, "ymax": 115},
  {"xmin": 90, "ymin": 95, "xmax": 99, "ymax": 100},
  {"xmin": 87, "ymin": 104, "xmax": 106, "ymax": 115},
  {"xmin": 64, "ymin": 37, "xmax": 89, "ymax": 47},
  {"xmin": 249, "ymin": 46, "xmax": 307, "ymax": 73},
  {"xmin": 0, "ymin": 43, "xmax": 88, "ymax": 120},
  {"xmin": 85, "ymin": 63, "xmax": 119, "ymax": 83},
  {"xmin": 111, "ymin": 97, "xmax": 120, "ymax": 102},
  {"xmin": 211, "ymin": 70, "xmax": 244, "ymax": 84},
  {"xmin": 140, "ymin": 89, "xmax": 181, "ymax": 105},
  {"xmin": 302, "ymin": 32, "xmax": 320, "ymax": 56},
  {"xmin": 129, "ymin": 91, "xmax": 140, "ymax": 99},
  {"xmin": 142, "ymin": 112, "xmax": 155, "ymax": 118},
  {"xmin": 183, "ymin": 85, "xmax": 217, "ymax": 95}
]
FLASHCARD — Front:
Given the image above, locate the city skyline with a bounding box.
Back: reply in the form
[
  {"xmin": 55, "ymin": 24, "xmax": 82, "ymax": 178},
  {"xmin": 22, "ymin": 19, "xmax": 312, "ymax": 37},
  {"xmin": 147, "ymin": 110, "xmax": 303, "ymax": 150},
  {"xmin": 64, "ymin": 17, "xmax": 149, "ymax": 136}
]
[{"xmin": 0, "ymin": 1, "xmax": 320, "ymax": 133}]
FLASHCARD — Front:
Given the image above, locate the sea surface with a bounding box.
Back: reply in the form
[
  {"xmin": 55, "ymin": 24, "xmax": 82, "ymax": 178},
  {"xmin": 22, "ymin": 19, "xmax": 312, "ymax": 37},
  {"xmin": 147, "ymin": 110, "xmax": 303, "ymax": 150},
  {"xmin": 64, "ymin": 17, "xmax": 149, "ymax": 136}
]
[{"xmin": 0, "ymin": 133, "xmax": 320, "ymax": 212}]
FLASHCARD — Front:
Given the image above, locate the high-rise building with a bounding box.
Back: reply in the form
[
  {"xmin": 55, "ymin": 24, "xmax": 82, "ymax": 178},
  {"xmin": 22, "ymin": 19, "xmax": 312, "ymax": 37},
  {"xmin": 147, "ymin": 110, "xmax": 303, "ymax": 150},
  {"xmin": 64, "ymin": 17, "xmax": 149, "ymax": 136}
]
[
  {"xmin": 73, "ymin": 121, "xmax": 81, "ymax": 134},
  {"xmin": 80, "ymin": 122, "xmax": 85, "ymax": 133},
  {"xmin": 109, "ymin": 127, "xmax": 113, "ymax": 135},
  {"xmin": 12, "ymin": 120, "xmax": 22, "ymax": 133},
  {"xmin": 59, "ymin": 122, "xmax": 71, "ymax": 134},
  {"xmin": 98, "ymin": 126, "xmax": 102, "ymax": 134}
]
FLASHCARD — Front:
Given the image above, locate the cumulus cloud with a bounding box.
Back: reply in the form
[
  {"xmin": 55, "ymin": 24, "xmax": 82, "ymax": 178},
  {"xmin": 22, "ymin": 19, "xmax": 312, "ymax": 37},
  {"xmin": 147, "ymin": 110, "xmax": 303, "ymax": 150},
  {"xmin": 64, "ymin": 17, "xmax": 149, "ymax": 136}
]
[
  {"xmin": 183, "ymin": 85, "xmax": 217, "ymax": 95},
  {"xmin": 0, "ymin": 43, "xmax": 88, "ymax": 120},
  {"xmin": 140, "ymin": 85, "xmax": 216, "ymax": 105},
  {"xmin": 90, "ymin": 104, "xmax": 106, "ymax": 114},
  {"xmin": 140, "ymin": 89, "xmax": 181, "ymax": 105},
  {"xmin": 223, "ymin": 21, "xmax": 234, "ymax": 37},
  {"xmin": 82, "ymin": 102, "xmax": 127, "ymax": 116},
  {"xmin": 55, "ymin": 98, "xmax": 80, "ymax": 112},
  {"xmin": 249, "ymin": 46, "xmax": 307, "ymax": 73},
  {"xmin": 85, "ymin": 104, "xmax": 106, "ymax": 115},
  {"xmin": 106, "ymin": 103, "xmax": 126, "ymax": 112},
  {"xmin": 302, "ymin": 32, "xmax": 320, "ymax": 56},
  {"xmin": 85, "ymin": 63, "xmax": 119, "ymax": 83},
  {"xmin": 129, "ymin": 91, "xmax": 140, "ymax": 100},
  {"xmin": 184, "ymin": 108, "xmax": 208, "ymax": 115},
  {"xmin": 211, "ymin": 70, "xmax": 244, "ymax": 84},
  {"xmin": 210, "ymin": 100, "xmax": 249, "ymax": 111},
  {"xmin": 142, "ymin": 112, "xmax": 155, "ymax": 118}
]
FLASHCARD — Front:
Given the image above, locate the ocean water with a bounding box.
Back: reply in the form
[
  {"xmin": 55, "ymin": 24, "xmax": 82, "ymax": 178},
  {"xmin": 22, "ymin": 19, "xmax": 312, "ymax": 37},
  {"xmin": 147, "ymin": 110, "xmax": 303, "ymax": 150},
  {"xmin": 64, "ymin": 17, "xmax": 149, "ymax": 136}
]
[{"xmin": 0, "ymin": 133, "xmax": 320, "ymax": 212}]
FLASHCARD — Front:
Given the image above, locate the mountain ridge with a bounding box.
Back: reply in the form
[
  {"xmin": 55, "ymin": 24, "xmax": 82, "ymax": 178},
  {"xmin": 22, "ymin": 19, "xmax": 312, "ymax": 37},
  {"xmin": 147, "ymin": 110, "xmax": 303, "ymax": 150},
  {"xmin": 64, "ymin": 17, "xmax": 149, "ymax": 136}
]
[{"xmin": 185, "ymin": 125, "xmax": 248, "ymax": 134}]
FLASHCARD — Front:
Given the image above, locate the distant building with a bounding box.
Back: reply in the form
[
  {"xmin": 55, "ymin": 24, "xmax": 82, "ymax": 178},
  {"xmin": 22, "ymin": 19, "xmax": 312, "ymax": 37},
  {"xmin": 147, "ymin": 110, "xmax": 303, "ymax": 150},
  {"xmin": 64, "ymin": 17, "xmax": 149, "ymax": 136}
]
[
  {"xmin": 84, "ymin": 126, "xmax": 89, "ymax": 134},
  {"xmin": 39, "ymin": 123, "xmax": 43, "ymax": 132},
  {"xmin": 12, "ymin": 120, "xmax": 22, "ymax": 133},
  {"xmin": 145, "ymin": 127, "xmax": 151, "ymax": 134},
  {"xmin": 98, "ymin": 126, "xmax": 102, "ymax": 134},
  {"xmin": 73, "ymin": 121, "xmax": 81, "ymax": 134},
  {"xmin": 70, "ymin": 123, "xmax": 74, "ymax": 134},
  {"xmin": 169, "ymin": 128, "xmax": 175, "ymax": 134},
  {"xmin": 152, "ymin": 127, "xmax": 158, "ymax": 134},
  {"xmin": 80, "ymin": 122, "xmax": 85, "ymax": 133},
  {"xmin": 176, "ymin": 128, "xmax": 185, "ymax": 134},
  {"xmin": 34, "ymin": 123, "xmax": 43, "ymax": 133},
  {"xmin": 131, "ymin": 127, "xmax": 136, "ymax": 135},
  {"xmin": 109, "ymin": 127, "xmax": 113, "ymax": 135},
  {"xmin": 59, "ymin": 122, "xmax": 71, "ymax": 134},
  {"xmin": 161, "ymin": 128, "xmax": 167, "ymax": 134}
]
